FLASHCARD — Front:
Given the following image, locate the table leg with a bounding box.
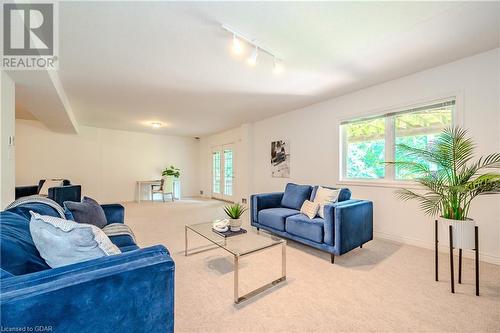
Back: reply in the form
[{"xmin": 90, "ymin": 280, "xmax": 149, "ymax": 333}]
[
  {"xmin": 282, "ymin": 242, "xmax": 286, "ymax": 278},
  {"xmin": 234, "ymin": 255, "xmax": 239, "ymax": 303},
  {"xmin": 185, "ymin": 226, "xmax": 188, "ymax": 256}
]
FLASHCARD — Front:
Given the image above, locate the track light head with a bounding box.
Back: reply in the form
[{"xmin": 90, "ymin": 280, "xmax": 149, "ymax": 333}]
[
  {"xmin": 273, "ymin": 58, "xmax": 284, "ymax": 74},
  {"xmin": 247, "ymin": 47, "xmax": 258, "ymax": 66},
  {"xmin": 232, "ymin": 34, "xmax": 244, "ymax": 55}
]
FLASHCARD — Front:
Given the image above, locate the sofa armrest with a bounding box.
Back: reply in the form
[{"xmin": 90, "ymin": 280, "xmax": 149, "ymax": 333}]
[
  {"xmin": 15, "ymin": 185, "xmax": 39, "ymax": 199},
  {"xmin": 101, "ymin": 204, "xmax": 125, "ymax": 224},
  {"xmin": 250, "ymin": 192, "xmax": 284, "ymax": 223},
  {"xmin": 49, "ymin": 185, "xmax": 81, "ymax": 206},
  {"xmin": 1, "ymin": 245, "xmax": 175, "ymax": 333},
  {"xmin": 323, "ymin": 200, "xmax": 373, "ymax": 254}
]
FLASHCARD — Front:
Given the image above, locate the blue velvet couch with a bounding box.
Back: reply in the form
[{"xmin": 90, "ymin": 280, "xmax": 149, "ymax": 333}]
[
  {"xmin": 251, "ymin": 183, "xmax": 373, "ymax": 263},
  {"xmin": 0, "ymin": 201, "xmax": 175, "ymax": 333}
]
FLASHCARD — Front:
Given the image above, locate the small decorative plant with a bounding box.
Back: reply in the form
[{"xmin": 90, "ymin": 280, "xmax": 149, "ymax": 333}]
[
  {"xmin": 223, "ymin": 203, "xmax": 247, "ymax": 231},
  {"xmin": 223, "ymin": 203, "xmax": 247, "ymax": 220},
  {"xmin": 162, "ymin": 165, "xmax": 180, "ymax": 178},
  {"xmin": 388, "ymin": 126, "xmax": 500, "ymax": 248}
]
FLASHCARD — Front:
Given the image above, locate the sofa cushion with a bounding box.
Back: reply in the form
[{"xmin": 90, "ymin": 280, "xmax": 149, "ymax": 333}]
[
  {"xmin": 64, "ymin": 196, "xmax": 108, "ymax": 228},
  {"xmin": 258, "ymin": 208, "xmax": 300, "ymax": 231},
  {"xmin": 281, "ymin": 183, "xmax": 313, "ymax": 210},
  {"xmin": 0, "ymin": 211, "xmax": 50, "ymax": 276},
  {"xmin": 285, "ymin": 214, "xmax": 325, "ymax": 243},
  {"xmin": 29, "ymin": 212, "xmax": 121, "ymax": 268},
  {"xmin": 311, "ymin": 186, "xmax": 351, "ymax": 202}
]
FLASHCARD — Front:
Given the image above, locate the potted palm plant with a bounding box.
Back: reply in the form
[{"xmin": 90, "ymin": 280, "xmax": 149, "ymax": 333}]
[
  {"xmin": 223, "ymin": 203, "xmax": 247, "ymax": 232},
  {"xmin": 389, "ymin": 127, "xmax": 500, "ymax": 249}
]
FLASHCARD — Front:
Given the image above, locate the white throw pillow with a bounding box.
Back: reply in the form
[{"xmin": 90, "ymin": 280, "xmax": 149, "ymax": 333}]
[
  {"xmin": 38, "ymin": 179, "xmax": 64, "ymax": 196},
  {"xmin": 300, "ymin": 200, "xmax": 320, "ymax": 219},
  {"xmin": 29, "ymin": 211, "xmax": 121, "ymax": 268},
  {"xmin": 313, "ymin": 187, "xmax": 341, "ymax": 218}
]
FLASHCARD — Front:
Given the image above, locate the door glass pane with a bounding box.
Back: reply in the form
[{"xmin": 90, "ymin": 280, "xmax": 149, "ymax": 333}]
[
  {"xmin": 344, "ymin": 117, "xmax": 385, "ymax": 179},
  {"xmin": 212, "ymin": 152, "xmax": 221, "ymax": 194},
  {"xmin": 395, "ymin": 104, "xmax": 453, "ymax": 180},
  {"xmin": 224, "ymin": 149, "xmax": 233, "ymax": 196}
]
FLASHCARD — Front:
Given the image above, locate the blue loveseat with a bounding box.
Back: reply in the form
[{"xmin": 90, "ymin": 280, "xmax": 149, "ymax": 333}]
[
  {"xmin": 251, "ymin": 183, "xmax": 373, "ymax": 263},
  {"xmin": 0, "ymin": 200, "xmax": 175, "ymax": 333}
]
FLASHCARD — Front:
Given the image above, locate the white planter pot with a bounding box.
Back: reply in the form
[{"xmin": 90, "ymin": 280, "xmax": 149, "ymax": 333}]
[
  {"xmin": 439, "ymin": 217, "xmax": 476, "ymax": 249},
  {"xmin": 229, "ymin": 218, "xmax": 242, "ymax": 232}
]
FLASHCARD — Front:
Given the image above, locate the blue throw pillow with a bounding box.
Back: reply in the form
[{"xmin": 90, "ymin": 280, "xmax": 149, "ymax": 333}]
[
  {"xmin": 280, "ymin": 183, "xmax": 313, "ymax": 210},
  {"xmin": 29, "ymin": 212, "xmax": 121, "ymax": 268},
  {"xmin": 64, "ymin": 196, "xmax": 108, "ymax": 228}
]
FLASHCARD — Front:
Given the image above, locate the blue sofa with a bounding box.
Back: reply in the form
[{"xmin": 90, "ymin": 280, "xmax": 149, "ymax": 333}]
[
  {"xmin": 251, "ymin": 183, "xmax": 373, "ymax": 263},
  {"xmin": 0, "ymin": 201, "xmax": 175, "ymax": 333}
]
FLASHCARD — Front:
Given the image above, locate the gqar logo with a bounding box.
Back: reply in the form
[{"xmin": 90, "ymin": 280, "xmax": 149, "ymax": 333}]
[{"xmin": 1, "ymin": 2, "xmax": 58, "ymax": 69}]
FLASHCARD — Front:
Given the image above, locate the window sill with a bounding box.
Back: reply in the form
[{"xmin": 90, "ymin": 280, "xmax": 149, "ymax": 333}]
[{"xmin": 337, "ymin": 179, "xmax": 423, "ymax": 190}]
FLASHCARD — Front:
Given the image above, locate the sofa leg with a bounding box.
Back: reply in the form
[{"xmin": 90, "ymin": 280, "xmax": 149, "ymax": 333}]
[
  {"xmin": 360, "ymin": 244, "xmax": 363, "ymax": 248},
  {"xmin": 257, "ymin": 227, "xmax": 259, "ymax": 231},
  {"xmin": 330, "ymin": 254, "xmax": 335, "ymax": 264}
]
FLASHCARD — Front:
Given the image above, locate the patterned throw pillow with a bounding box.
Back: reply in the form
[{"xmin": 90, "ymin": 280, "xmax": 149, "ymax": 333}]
[
  {"xmin": 300, "ymin": 200, "xmax": 320, "ymax": 219},
  {"xmin": 29, "ymin": 212, "xmax": 121, "ymax": 268},
  {"xmin": 314, "ymin": 186, "xmax": 341, "ymax": 218}
]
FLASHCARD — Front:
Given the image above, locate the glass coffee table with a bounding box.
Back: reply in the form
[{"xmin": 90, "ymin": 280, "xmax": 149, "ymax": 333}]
[{"xmin": 185, "ymin": 222, "xmax": 286, "ymax": 304}]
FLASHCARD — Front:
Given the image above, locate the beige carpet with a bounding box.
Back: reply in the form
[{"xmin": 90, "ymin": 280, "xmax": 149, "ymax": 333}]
[{"xmin": 123, "ymin": 199, "xmax": 500, "ymax": 333}]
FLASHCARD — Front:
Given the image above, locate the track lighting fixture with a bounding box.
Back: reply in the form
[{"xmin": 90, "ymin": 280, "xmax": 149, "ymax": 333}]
[
  {"xmin": 247, "ymin": 47, "xmax": 258, "ymax": 66},
  {"xmin": 273, "ymin": 57, "xmax": 284, "ymax": 74},
  {"xmin": 232, "ymin": 34, "xmax": 243, "ymax": 55},
  {"xmin": 222, "ymin": 24, "xmax": 284, "ymax": 72}
]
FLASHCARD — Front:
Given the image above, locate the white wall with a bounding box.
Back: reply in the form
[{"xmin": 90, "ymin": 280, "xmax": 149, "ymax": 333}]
[
  {"xmin": 199, "ymin": 125, "xmax": 253, "ymax": 203},
  {"xmin": 16, "ymin": 119, "xmax": 200, "ymax": 203},
  {"xmin": 251, "ymin": 48, "xmax": 500, "ymax": 263},
  {"xmin": 203, "ymin": 48, "xmax": 500, "ymax": 263},
  {"xmin": 0, "ymin": 71, "xmax": 16, "ymax": 209}
]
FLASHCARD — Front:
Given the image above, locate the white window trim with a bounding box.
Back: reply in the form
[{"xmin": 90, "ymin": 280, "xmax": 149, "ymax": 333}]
[{"xmin": 338, "ymin": 92, "xmax": 463, "ymax": 188}]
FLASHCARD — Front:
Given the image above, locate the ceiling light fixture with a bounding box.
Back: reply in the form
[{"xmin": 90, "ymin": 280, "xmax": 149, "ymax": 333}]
[
  {"xmin": 273, "ymin": 57, "xmax": 284, "ymax": 74},
  {"xmin": 151, "ymin": 122, "xmax": 162, "ymax": 128},
  {"xmin": 222, "ymin": 24, "xmax": 283, "ymax": 72},
  {"xmin": 247, "ymin": 46, "xmax": 258, "ymax": 66},
  {"xmin": 232, "ymin": 34, "xmax": 244, "ymax": 55}
]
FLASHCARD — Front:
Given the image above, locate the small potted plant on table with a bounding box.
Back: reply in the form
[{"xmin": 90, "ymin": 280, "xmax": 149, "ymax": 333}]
[{"xmin": 223, "ymin": 203, "xmax": 247, "ymax": 232}]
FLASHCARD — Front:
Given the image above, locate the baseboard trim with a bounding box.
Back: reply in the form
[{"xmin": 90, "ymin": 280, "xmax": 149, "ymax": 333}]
[{"xmin": 374, "ymin": 230, "xmax": 500, "ymax": 265}]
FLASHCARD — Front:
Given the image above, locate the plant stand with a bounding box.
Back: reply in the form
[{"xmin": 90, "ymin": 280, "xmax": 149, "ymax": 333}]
[{"xmin": 435, "ymin": 220, "xmax": 479, "ymax": 296}]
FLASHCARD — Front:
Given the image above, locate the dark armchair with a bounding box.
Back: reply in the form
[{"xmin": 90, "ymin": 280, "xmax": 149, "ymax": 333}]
[{"xmin": 15, "ymin": 179, "xmax": 81, "ymax": 206}]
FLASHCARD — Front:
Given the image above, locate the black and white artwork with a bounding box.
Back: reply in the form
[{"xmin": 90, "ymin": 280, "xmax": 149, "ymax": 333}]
[{"xmin": 271, "ymin": 140, "xmax": 290, "ymax": 178}]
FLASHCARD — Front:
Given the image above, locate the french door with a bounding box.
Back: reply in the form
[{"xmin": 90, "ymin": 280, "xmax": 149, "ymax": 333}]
[{"xmin": 211, "ymin": 144, "xmax": 234, "ymax": 202}]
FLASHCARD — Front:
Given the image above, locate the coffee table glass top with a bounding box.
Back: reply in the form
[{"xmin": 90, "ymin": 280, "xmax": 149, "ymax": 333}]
[{"xmin": 186, "ymin": 222, "xmax": 284, "ymax": 256}]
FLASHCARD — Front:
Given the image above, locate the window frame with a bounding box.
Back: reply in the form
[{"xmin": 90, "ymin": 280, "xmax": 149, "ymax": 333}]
[{"xmin": 338, "ymin": 95, "xmax": 462, "ymax": 188}]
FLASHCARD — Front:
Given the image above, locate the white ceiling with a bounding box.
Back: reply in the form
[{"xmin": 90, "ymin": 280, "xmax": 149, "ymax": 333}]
[{"xmin": 17, "ymin": 1, "xmax": 500, "ymax": 137}]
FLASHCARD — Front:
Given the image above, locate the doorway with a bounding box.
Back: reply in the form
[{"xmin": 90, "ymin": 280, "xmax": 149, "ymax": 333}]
[{"xmin": 211, "ymin": 144, "xmax": 234, "ymax": 202}]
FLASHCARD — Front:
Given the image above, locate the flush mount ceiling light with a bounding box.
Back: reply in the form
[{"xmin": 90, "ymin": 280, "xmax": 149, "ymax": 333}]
[
  {"xmin": 150, "ymin": 122, "xmax": 162, "ymax": 128},
  {"xmin": 222, "ymin": 24, "xmax": 284, "ymax": 73}
]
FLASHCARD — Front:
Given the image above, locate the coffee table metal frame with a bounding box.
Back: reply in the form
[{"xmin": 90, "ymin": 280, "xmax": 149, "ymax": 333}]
[{"xmin": 185, "ymin": 223, "xmax": 286, "ymax": 304}]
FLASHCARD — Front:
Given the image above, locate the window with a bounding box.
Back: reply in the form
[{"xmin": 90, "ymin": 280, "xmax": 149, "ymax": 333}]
[
  {"xmin": 212, "ymin": 151, "xmax": 221, "ymax": 193},
  {"xmin": 341, "ymin": 99, "xmax": 455, "ymax": 181},
  {"xmin": 344, "ymin": 118, "xmax": 385, "ymax": 179}
]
